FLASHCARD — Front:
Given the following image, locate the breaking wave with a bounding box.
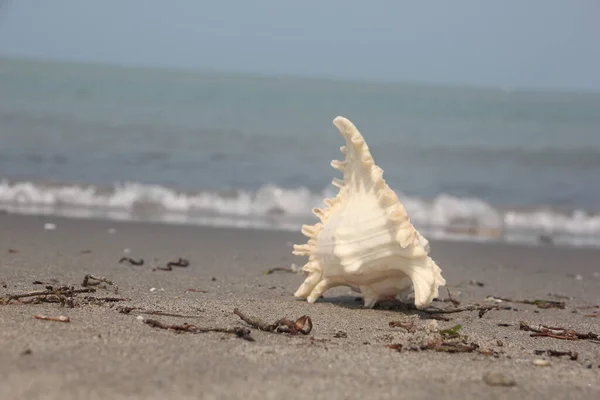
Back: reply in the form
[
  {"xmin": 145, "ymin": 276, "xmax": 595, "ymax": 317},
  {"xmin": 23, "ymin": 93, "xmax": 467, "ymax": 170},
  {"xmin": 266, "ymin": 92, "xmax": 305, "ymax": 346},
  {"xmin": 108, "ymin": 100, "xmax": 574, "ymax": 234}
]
[{"xmin": 1, "ymin": 180, "xmax": 599, "ymax": 248}]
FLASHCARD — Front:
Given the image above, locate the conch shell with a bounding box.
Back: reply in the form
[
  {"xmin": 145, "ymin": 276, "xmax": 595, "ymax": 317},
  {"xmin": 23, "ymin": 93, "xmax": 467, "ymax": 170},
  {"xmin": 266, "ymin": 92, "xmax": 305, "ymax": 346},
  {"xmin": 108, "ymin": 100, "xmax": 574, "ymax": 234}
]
[{"xmin": 293, "ymin": 117, "xmax": 446, "ymax": 309}]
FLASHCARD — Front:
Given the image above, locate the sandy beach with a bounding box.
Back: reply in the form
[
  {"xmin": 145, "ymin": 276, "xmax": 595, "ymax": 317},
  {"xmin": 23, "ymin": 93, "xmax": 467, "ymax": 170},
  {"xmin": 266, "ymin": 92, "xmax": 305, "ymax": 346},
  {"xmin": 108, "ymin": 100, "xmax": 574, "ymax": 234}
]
[{"xmin": 1, "ymin": 212, "xmax": 599, "ymax": 399}]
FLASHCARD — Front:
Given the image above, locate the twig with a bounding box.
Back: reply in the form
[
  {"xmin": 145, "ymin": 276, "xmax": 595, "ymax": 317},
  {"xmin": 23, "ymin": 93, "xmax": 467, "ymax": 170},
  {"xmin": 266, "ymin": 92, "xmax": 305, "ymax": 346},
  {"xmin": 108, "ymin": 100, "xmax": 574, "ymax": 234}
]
[
  {"xmin": 264, "ymin": 266, "xmax": 296, "ymax": 275},
  {"xmin": 117, "ymin": 306, "xmax": 203, "ymax": 318},
  {"xmin": 34, "ymin": 314, "xmax": 70, "ymax": 323},
  {"xmin": 233, "ymin": 308, "xmax": 312, "ymax": 335},
  {"xmin": 520, "ymin": 321, "xmax": 599, "ymax": 341},
  {"xmin": 488, "ymin": 296, "xmax": 565, "ymax": 309},
  {"xmin": 142, "ymin": 318, "xmax": 253, "ymax": 341},
  {"xmin": 118, "ymin": 257, "xmax": 144, "ymax": 266},
  {"xmin": 1, "ymin": 286, "xmax": 96, "ymax": 305},
  {"xmin": 446, "ymin": 288, "xmax": 461, "ymax": 306}
]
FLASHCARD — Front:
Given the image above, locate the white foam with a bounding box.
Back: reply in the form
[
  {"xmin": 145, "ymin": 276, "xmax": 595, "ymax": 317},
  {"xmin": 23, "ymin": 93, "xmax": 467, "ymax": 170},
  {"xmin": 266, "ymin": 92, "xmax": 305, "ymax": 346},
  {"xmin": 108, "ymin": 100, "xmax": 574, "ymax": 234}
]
[{"xmin": 1, "ymin": 179, "xmax": 599, "ymax": 247}]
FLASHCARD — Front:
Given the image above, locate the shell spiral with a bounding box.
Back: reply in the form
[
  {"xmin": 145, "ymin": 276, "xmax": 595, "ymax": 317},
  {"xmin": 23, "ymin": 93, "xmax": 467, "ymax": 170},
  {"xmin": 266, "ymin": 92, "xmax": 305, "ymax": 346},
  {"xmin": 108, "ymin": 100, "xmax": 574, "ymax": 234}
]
[{"xmin": 292, "ymin": 116, "xmax": 446, "ymax": 309}]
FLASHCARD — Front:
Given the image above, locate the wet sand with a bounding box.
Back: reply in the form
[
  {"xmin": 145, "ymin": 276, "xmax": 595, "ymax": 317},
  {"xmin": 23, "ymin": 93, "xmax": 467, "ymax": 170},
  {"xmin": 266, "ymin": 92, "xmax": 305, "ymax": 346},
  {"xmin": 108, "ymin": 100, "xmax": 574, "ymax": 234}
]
[{"xmin": 0, "ymin": 212, "xmax": 599, "ymax": 399}]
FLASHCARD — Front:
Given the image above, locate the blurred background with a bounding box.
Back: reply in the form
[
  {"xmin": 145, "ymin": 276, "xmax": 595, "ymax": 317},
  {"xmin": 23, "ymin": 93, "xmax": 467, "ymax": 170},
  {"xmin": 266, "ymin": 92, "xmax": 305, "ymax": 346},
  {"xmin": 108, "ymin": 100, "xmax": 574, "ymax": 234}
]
[{"xmin": 0, "ymin": 0, "xmax": 599, "ymax": 247}]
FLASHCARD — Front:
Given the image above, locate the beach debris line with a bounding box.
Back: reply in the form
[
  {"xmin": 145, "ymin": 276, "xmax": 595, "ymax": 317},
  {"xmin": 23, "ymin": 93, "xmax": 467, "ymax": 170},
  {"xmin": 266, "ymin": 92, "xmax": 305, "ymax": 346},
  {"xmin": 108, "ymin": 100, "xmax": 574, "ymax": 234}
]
[
  {"xmin": 155, "ymin": 257, "xmax": 190, "ymax": 271},
  {"xmin": 34, "ymin": 314, "xmax": 70, "ymax": 323},
  {"xmin": 519, "ymin": 321, "xmax": 598, "ymax": 341},
  {"xmin": 118, "ymin": 257, "xmax": 144, "ymax": 266},
  {"xmin": 233, "ymin": 308, "xmax": 313, "ymax": 335},
  {"xmin": 141, "ymin": 317, "xmax": 254, "ymax": 341},
  {"xmin": 82, "ymin": 274, "xmax": 119, "ymax": 293}
]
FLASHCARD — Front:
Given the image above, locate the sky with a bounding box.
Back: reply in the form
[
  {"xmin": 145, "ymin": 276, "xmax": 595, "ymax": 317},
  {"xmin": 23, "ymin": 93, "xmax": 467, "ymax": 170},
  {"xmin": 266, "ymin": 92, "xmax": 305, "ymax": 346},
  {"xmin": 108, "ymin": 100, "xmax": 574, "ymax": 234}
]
[{"xmin": 0, "ymin": 0, "xmax": 599, "ymax": 91}]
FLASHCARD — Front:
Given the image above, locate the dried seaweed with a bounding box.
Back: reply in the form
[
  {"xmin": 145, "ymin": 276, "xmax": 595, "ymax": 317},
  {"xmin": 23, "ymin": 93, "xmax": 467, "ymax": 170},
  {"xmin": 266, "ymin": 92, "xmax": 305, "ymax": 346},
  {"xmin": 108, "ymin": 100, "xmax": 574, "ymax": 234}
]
[
  {"xmin": 155, "ymin": 258, "xmax": 190, "ymax": 271},
  {"xmin": 118, "ymin": 257, "xmax": 144, "ymax": 266},
  {"xmin": 233, "ymin": 308, "xmax": 312, "ymax": 335},
  {"xmin": 142, "ymin": 318, "xmax": 253, "ymax": 341}
]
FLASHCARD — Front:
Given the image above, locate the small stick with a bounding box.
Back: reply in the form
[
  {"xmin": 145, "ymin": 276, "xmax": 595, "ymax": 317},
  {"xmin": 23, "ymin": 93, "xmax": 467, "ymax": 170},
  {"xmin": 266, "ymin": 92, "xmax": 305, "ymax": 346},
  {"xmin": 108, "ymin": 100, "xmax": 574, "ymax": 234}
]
[
  {"xmin": 34, "ymin": 315, "xmax": 70, "ymax": 323},
  {"xmin": 488, "ymin": 296, "xmax": 565, "ymax": 309},
  {"xmin": 264, "ymin": 266, "xmax": 296, "ymax": 275},
  {"xmin": 142, "ymin": 318, "xmax": 253, "ymax": 341},
  {"xmin": 117, "ymin": 306, "xmax": 203, "ymax": 318},
  {"xmin": 520, "ymin": 321, "xmax": 599, "ymax": 341},
  {"xmin": 1, "ymin": 287, "xmax": 96, "ymax": 304},
  {"xmin": 445, "ymin": 288, "xmax": 461, "ymax": 306}
]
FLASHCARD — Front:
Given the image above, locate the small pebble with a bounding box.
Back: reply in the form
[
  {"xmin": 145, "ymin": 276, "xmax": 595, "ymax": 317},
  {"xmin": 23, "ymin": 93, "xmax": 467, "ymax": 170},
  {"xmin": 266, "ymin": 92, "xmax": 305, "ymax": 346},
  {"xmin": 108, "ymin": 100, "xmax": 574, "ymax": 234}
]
[
  {"xmin": 533, "ymin": 359, "xmax": 551, "ymax": 367},
  {"xmin": 44, "ymin": 223, "xmax": 56, "ymax": 230},
  {"xmin": 483, "ymin": 371, "xmax": 516, "ymax": 387},
  {"xmin": 136, "ymin": 316, "xmax": 144, "ymax": 322},
  {"xmin": 592, "ymin": 272, "xmax": 600, "ymax": 279},
  {"xmin": 150, "ymin": 287, "xmax": 156, "ymax": 292},
  {"xmin": 574, "ymin": 274, "xmax": 583, "ymax": 281},
  {"xmin": 426, "ymin": 320, "xmax": 439, "ymax": 332},
  {"xmin": 123, "ymin": 248, "xmax": 131, "ymax": 254}
]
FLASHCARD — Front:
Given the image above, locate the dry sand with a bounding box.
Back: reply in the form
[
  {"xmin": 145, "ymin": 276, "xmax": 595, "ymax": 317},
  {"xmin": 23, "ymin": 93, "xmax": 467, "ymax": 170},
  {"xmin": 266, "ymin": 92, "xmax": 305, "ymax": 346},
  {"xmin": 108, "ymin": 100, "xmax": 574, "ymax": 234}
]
[{"xmin": 1, "ymin": 212, "xmax": 599, "ymax": 399}]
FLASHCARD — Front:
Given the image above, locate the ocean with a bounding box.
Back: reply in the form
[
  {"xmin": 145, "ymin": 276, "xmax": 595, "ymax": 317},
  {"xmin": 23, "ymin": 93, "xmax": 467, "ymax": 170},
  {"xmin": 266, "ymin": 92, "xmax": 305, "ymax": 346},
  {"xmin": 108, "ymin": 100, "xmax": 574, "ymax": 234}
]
[{"xmin": 1, "ymin": 57, "xmax": 599, "ymax": 248}]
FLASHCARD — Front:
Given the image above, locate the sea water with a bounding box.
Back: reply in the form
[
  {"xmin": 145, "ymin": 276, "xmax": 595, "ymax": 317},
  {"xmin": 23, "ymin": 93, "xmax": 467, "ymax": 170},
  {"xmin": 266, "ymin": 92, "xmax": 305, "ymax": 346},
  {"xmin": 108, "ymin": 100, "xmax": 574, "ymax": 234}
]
[{"xmin": 1, "ymin": 57, "xmax": 599, "ymax": 247}]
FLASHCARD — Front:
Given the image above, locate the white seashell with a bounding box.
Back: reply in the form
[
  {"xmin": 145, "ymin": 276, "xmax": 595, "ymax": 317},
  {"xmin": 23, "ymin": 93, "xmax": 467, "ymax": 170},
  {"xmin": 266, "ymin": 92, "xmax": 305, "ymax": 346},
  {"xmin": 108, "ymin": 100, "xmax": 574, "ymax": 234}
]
[{"xmin": 292, "ymin": 116, "xmax": 446, "ymax": 309}]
